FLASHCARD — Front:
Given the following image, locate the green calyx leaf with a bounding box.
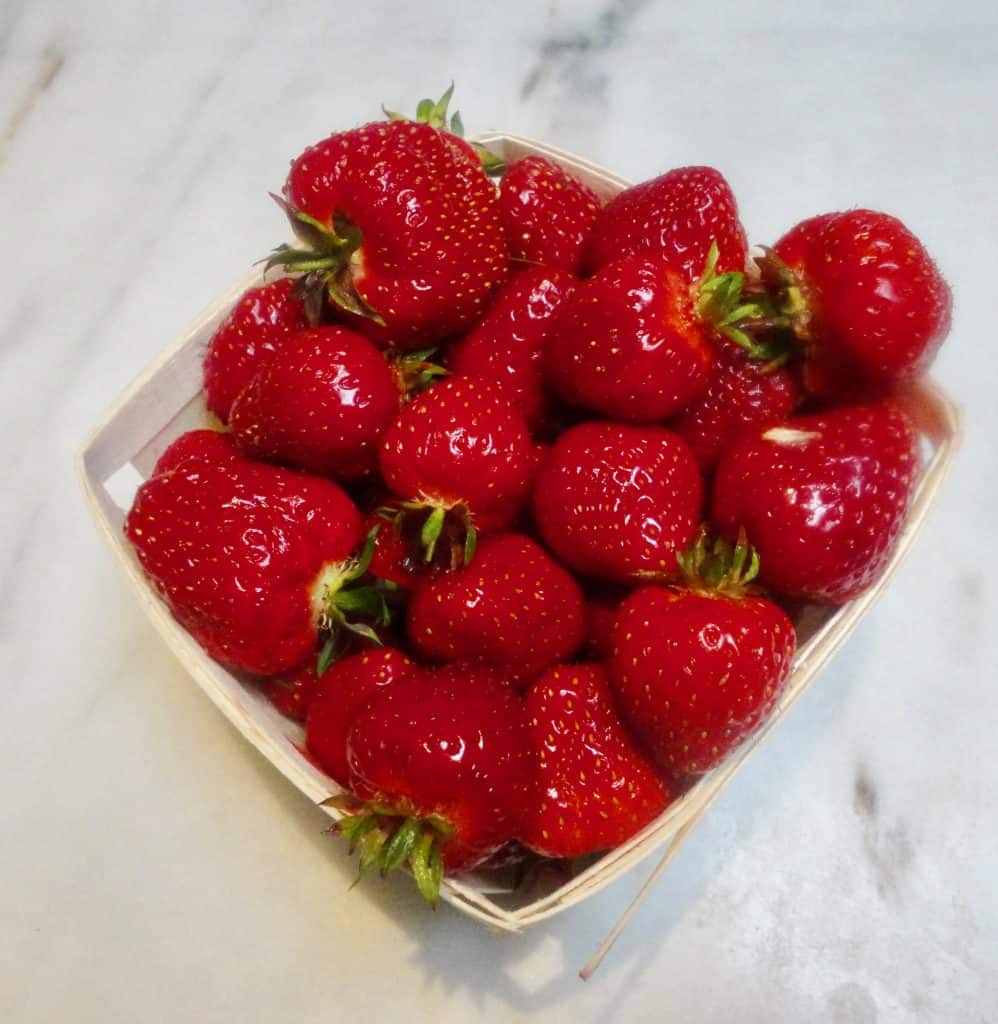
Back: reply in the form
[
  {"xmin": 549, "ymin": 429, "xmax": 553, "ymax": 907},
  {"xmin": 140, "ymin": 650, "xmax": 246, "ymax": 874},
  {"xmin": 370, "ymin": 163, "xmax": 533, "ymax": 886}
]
[
  {"xmin": 694, "ymin": 241, "xmax": 798, "ymax": 363},
  {"xmin": 677, "ymin": 527, "xmax": 761, "ymax": 597},
  {"xmin": 391, "ymin": 347, "xmax": 449, "ymax": 400},
  {"xmin": 331, "ymin": 811, "xmax": 449, "ymax": 905},
  {"xmin": 420, "ymin": 506, "xmax": 447, "ymax": 563},
  {"xmin": 313, "ymin": 528, "xmax": 392, "ymax": 674},
  {"xmin": 262, "ymin": 194, "xmax": 386, "ymax": 328},
  {"xmin": 381, "ymin": 83, "xmax": 505, "ymax": 176}
]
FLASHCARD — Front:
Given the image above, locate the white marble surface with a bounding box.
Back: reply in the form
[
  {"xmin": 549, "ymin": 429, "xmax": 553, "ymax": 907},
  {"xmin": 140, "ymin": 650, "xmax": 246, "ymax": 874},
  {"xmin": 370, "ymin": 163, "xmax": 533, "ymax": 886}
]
[{"xmin": 2, "ymin": 1, "xmax": 997, "ymax": 1020}]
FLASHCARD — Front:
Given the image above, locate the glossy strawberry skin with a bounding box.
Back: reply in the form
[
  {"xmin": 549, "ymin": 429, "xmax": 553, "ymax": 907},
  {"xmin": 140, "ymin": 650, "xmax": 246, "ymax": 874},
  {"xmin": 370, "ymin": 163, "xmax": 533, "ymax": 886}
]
[
  {"xmin": 125, "ymin": 431, "xmax": 363, "ymax": 675},
  {"xmin": 774, "ymin": 209, "xmax": 952, "ymax": 400},
  {"xmin": 711, "ymin": 404, "xmax": 920, "ymax": 603},
  {"xmin": 346, "ymin": 669, "xmax": 534, "ymax": 871},
  {"xmin": 610, "ymin": 587, "xmax": 796, "ymax": 776},
  {"xmin": 544, "ymin": 256, "xmax": 713, "ymax": 422},
  {"xmin": 670, "ymin": 346, "xmax": 800, "ymax": 473},
  {"xmin": 448, "ymin": 267, "xmax": 575, "ymax": 429},
  {"xmin": 582, "ymin": 166, "xmax": 747, "ymax": 281},
  {"xmin": 498, "ymin": 155, "xmax": 601, "ymax": 274},
  {"xmin": 202, "ymin": 279, "xmax": 308, "ymax": 422},
  {"xmin": 285, "ymin": 120, "xmax": 508, "ymax": 349},
  {"xmin": 407, "ymin": 533, "xmax": 585, "ymax": 680},
  {"xmin": 521, "ymin": 664, "xmax": 670, "ymax": 858},
  {"xmin": 379, "ymin": 377, "xmax": 536, "ymax": 533},
  {"xmin": 305, "ymin": 648, "xmax": 416, "ymax": 786},
  {"xmin": 533, "ymin": 421, "xmax": 703, "ymax": 583},
  {"xmin": 229, "ymin": 326, "xmax": 400, "ymax": 480}
]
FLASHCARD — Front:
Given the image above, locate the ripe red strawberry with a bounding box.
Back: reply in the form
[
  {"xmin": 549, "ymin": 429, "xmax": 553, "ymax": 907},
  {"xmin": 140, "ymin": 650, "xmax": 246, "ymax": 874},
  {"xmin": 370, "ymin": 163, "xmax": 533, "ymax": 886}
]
[
  {"xmin": 447, "ymin": 267, "xmax": 575, "ymax": 429},
  {"xmin": 378, "ymin": 377, "xmax": 536, "ymax": 569},
  {"xmin": 202, "ymin": 278, "xmax": 308, "ymax": 422},
  {"xmin": 582, "ymin": 166, "xmax": 747, "ymax": 281},
  {"xmin": 521, "ymin": 664, "xmax": 670, "ymax": 858},
  {"xmin": 305, "ymin": 648, "xmax": 416, "ymax": 786},
  {"xmin": 609, "ymin": 533, "xmax": 796, "ymax": 776},
  {"xmin": 708, "ymin": 401, "xmax": 921, "ymax": 598},
  {"xmin": 533, "ymin": 421, "xmax": 702, "ymax": 583},
  {"xmin": 769, "ymin": 209, "xmax": 952, "ymax": 400},
  {"xmin": 670, "ymin": 345, "xmax": 800, "ymax": 473},
  {"xmin": 266, "ymin": 663, "xmax": 321, "ymax": 723},
  {"xmin": 543, "ymin": 255, "xmax": 714, "ymax": 421},
  {"xmin": 229, "ymin": 326, "xmax": 400, "ymax": 480},
  {"xmin": 406, "ymin": 533, "xmax": 585, "ymax": 680},
  {"xmin": 271, "ymin": 119, "xmax": 508, "ymax": 349},
  {"xmin": 582, "ymin": 591, "xmax": 624, "ymax": 661},
  {"xmin": 125, "ymin": 431, "xmax": 391, "ymax": 676},
  {"xmin": 498, "ymin": 155, "xmax": 601, "ymax": 274},
  {"xmin": 712, "ymin": 403, "xmax": 919, "ymax": 603},
  {"xmin": 336, "ymin": 669, "xmax": 533, "ymax": 900}
]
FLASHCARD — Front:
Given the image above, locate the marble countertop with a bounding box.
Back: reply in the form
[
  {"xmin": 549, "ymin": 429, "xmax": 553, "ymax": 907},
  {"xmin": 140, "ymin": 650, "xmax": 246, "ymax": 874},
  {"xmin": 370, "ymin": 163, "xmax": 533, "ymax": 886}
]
[{"xmin": 2, "ymin": 1, "xmax": 996, "ymax": 1020}]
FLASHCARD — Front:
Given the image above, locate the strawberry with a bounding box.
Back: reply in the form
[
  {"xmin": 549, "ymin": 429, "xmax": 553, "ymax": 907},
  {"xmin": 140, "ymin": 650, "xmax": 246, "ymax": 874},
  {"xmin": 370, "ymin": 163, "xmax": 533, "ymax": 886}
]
[
  {"xmin": 305, "ymin": 648, "xmax": 416, "ymax": 786},
  {"xmin": 447, "ymin": 267, "xmax": 575, "ymax": 429},
  {"xmin": 582, "ymin": 165, "xmax": 747, "ymax": 281},
  {"xmin": 582, "ymin": 590, "xmax": 625, "ymax": 662},
  {"xmin": 532, "ymin": 421, "xmax": 702, "ymax": 583},
  {"xmin": 711, "ymin": 403, "xmax": 920, "ymax": 603},
  {"xmin": 498, "ymin": 155, "xmax": 601, "ymax": 274},
  {"xmin": 269, "ymin": 118, "xmax": 508, "ymax": 348},
  {"xmin": 609, "ymin": 532, "xmax": 796, "ymax": 776},
  {"xmin": 670, "ymin": 345, "xmax": 800, "ymax": 473},
  {"xmin": 378, "ymin": 377, "xmax": 536, "ymax": 570},
  {"xmin": 202, "ymin": 278, "xmax": 308, "ymax": 422},
  {"xmin": 543, "ymin": 255, "xmax": 714, "ymax": 422},
  {"xmin": 521, "ymin": 664, "xmax": 670, "ymax": 858},
  {"xmin": 335, "ymin": 668, "xmax": 533, "ymax": 901},
  {"xmin": 266, "ymin": 663, "xmax": 321, "ymax": 723},
  {"xmin": 406, "ymin": 533, "xmax": 585, "ymax": 680},
  {"xmin": 125, "ymin": 431, "xmax": 390, "ymax": 676},
  {"xmin": 767, "ymin": 209, "xmax": 952, "ymax": 400},
  {"xmin": 229, "ymin": 326, "xmax": 400, "ymax": 480}
]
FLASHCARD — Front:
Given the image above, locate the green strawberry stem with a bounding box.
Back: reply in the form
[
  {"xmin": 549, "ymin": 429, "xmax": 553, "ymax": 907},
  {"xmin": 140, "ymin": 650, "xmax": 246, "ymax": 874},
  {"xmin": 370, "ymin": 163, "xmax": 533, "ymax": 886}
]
[
  {"xmin": 328, "ymin": 794, "xmax": 453, "ymax": 905},
  {"xmin": 695, "ymin": 241, "xmax": 796, "ymax": 364},
  {"xmin": 391, "ymin": 347, "xmax": 449, "ymax": 399},
  {"xmin": 377, "ymin": 501, "xmax": 478, "ymax": 573},
  {"xmin": 676, "ymin": 526, "xmax": 761, "ymax": 596},
  {"xmin": 313, "ymin": 525, "xmax": 391, "ymax": 675},
  {"xmin": 382, "ymin": 82, "xmax": 505, "ymax": 176},
  {"xmin": 262, "ymin": 194, "xmax": 385, "ymax": 327}
]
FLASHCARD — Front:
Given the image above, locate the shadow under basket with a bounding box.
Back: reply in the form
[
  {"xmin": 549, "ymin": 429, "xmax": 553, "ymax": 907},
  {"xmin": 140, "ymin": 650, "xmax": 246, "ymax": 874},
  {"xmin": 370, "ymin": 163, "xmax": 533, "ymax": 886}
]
[{"xmin": 78, "ymin": 132, "xmax": 961, "ymax": 935}]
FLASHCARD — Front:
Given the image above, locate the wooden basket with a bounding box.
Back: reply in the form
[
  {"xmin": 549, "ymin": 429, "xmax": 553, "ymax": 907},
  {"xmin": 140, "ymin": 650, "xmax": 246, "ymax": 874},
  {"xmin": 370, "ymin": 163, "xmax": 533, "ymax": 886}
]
[{"xmin": 78, "ymin": 132, "xmax": 960, "ymax": 935}]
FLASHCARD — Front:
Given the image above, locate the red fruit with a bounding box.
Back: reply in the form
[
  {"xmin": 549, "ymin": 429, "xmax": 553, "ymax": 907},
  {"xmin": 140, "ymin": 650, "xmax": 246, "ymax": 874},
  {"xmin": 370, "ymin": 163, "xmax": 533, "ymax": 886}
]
[
  {"xmin": 365, "ymin": 513, "xmax": 422, "ymax": 589},
  {"xmin": 407, "ymin": 533, "xmax": 585, "ymax": 680},
  {"xmin": 582, "ymin": 166, "xmax": 747, "ymax": 281},
  {"xmin": 339, "ymin": 669, "xmax": 534, "ymax": 900},
  {"xmin": 670, "ymin": 345, "xmax": 800, "ymax": 473},
  {"xmin": 229, "ymin": 326, "xmax": 400, "ymax": 480},
  {"xmin": 543, "ymin": 255, "xmax": 713, "ymax": 421},
  {"xmin": 266, "ymin": 663, "xmax": 321, "ymax": 723},
  {"xmin": 771, "ymin": 209, "xmax": 952, "ymax": 399},
  {"xmin": 498, "ymin": 155, "xmax": 601, "ymax": 274},
  {"xmin": 151, "ymin": 428, "xmax": 237, "ymax": 475},
  {"xmin": 712, "ymin": 403, "xmax": 920, "ymax": 603},
  {"xmin": 448, "ymin": 267, "xmax": 575, "ymax": 429},
  {"xmin": 273, "ymin": 119, "xmax": 508, "ymax": 349},
  {"xmin": 609, "ymin": 543, "xmax": 796, "ymax": 776},
  {"xmin": 124, "ymin": 431, "xmax": 384, "ymax": 676},
  {"xmin": 533, "ymin": 421, "xmax": 703, "ymax": 583},
  {"xmin": 521, "ymin": 664, "xmax": 670, "ymax": 858},
  {"xmin": 305, "ymin": 648, "xmax": 416, "ymax": 786},
  {"xmin": 379, "ymin": 378, "xmax": 536, "ymax": 569},
  {"xmin": 202, "ymin": 278, "xmax": 308, "ymax": 422},
  {"xmin": 611, "ymin": 532, "xmax": 795, "ymax": 774}
]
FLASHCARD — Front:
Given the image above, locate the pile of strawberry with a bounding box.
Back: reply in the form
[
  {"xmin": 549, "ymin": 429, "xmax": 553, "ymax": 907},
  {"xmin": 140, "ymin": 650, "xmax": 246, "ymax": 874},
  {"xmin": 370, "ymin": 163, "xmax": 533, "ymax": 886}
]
[{"xmin": 125, "ymin": 89, "xmax": 951, "ymax": 903}]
